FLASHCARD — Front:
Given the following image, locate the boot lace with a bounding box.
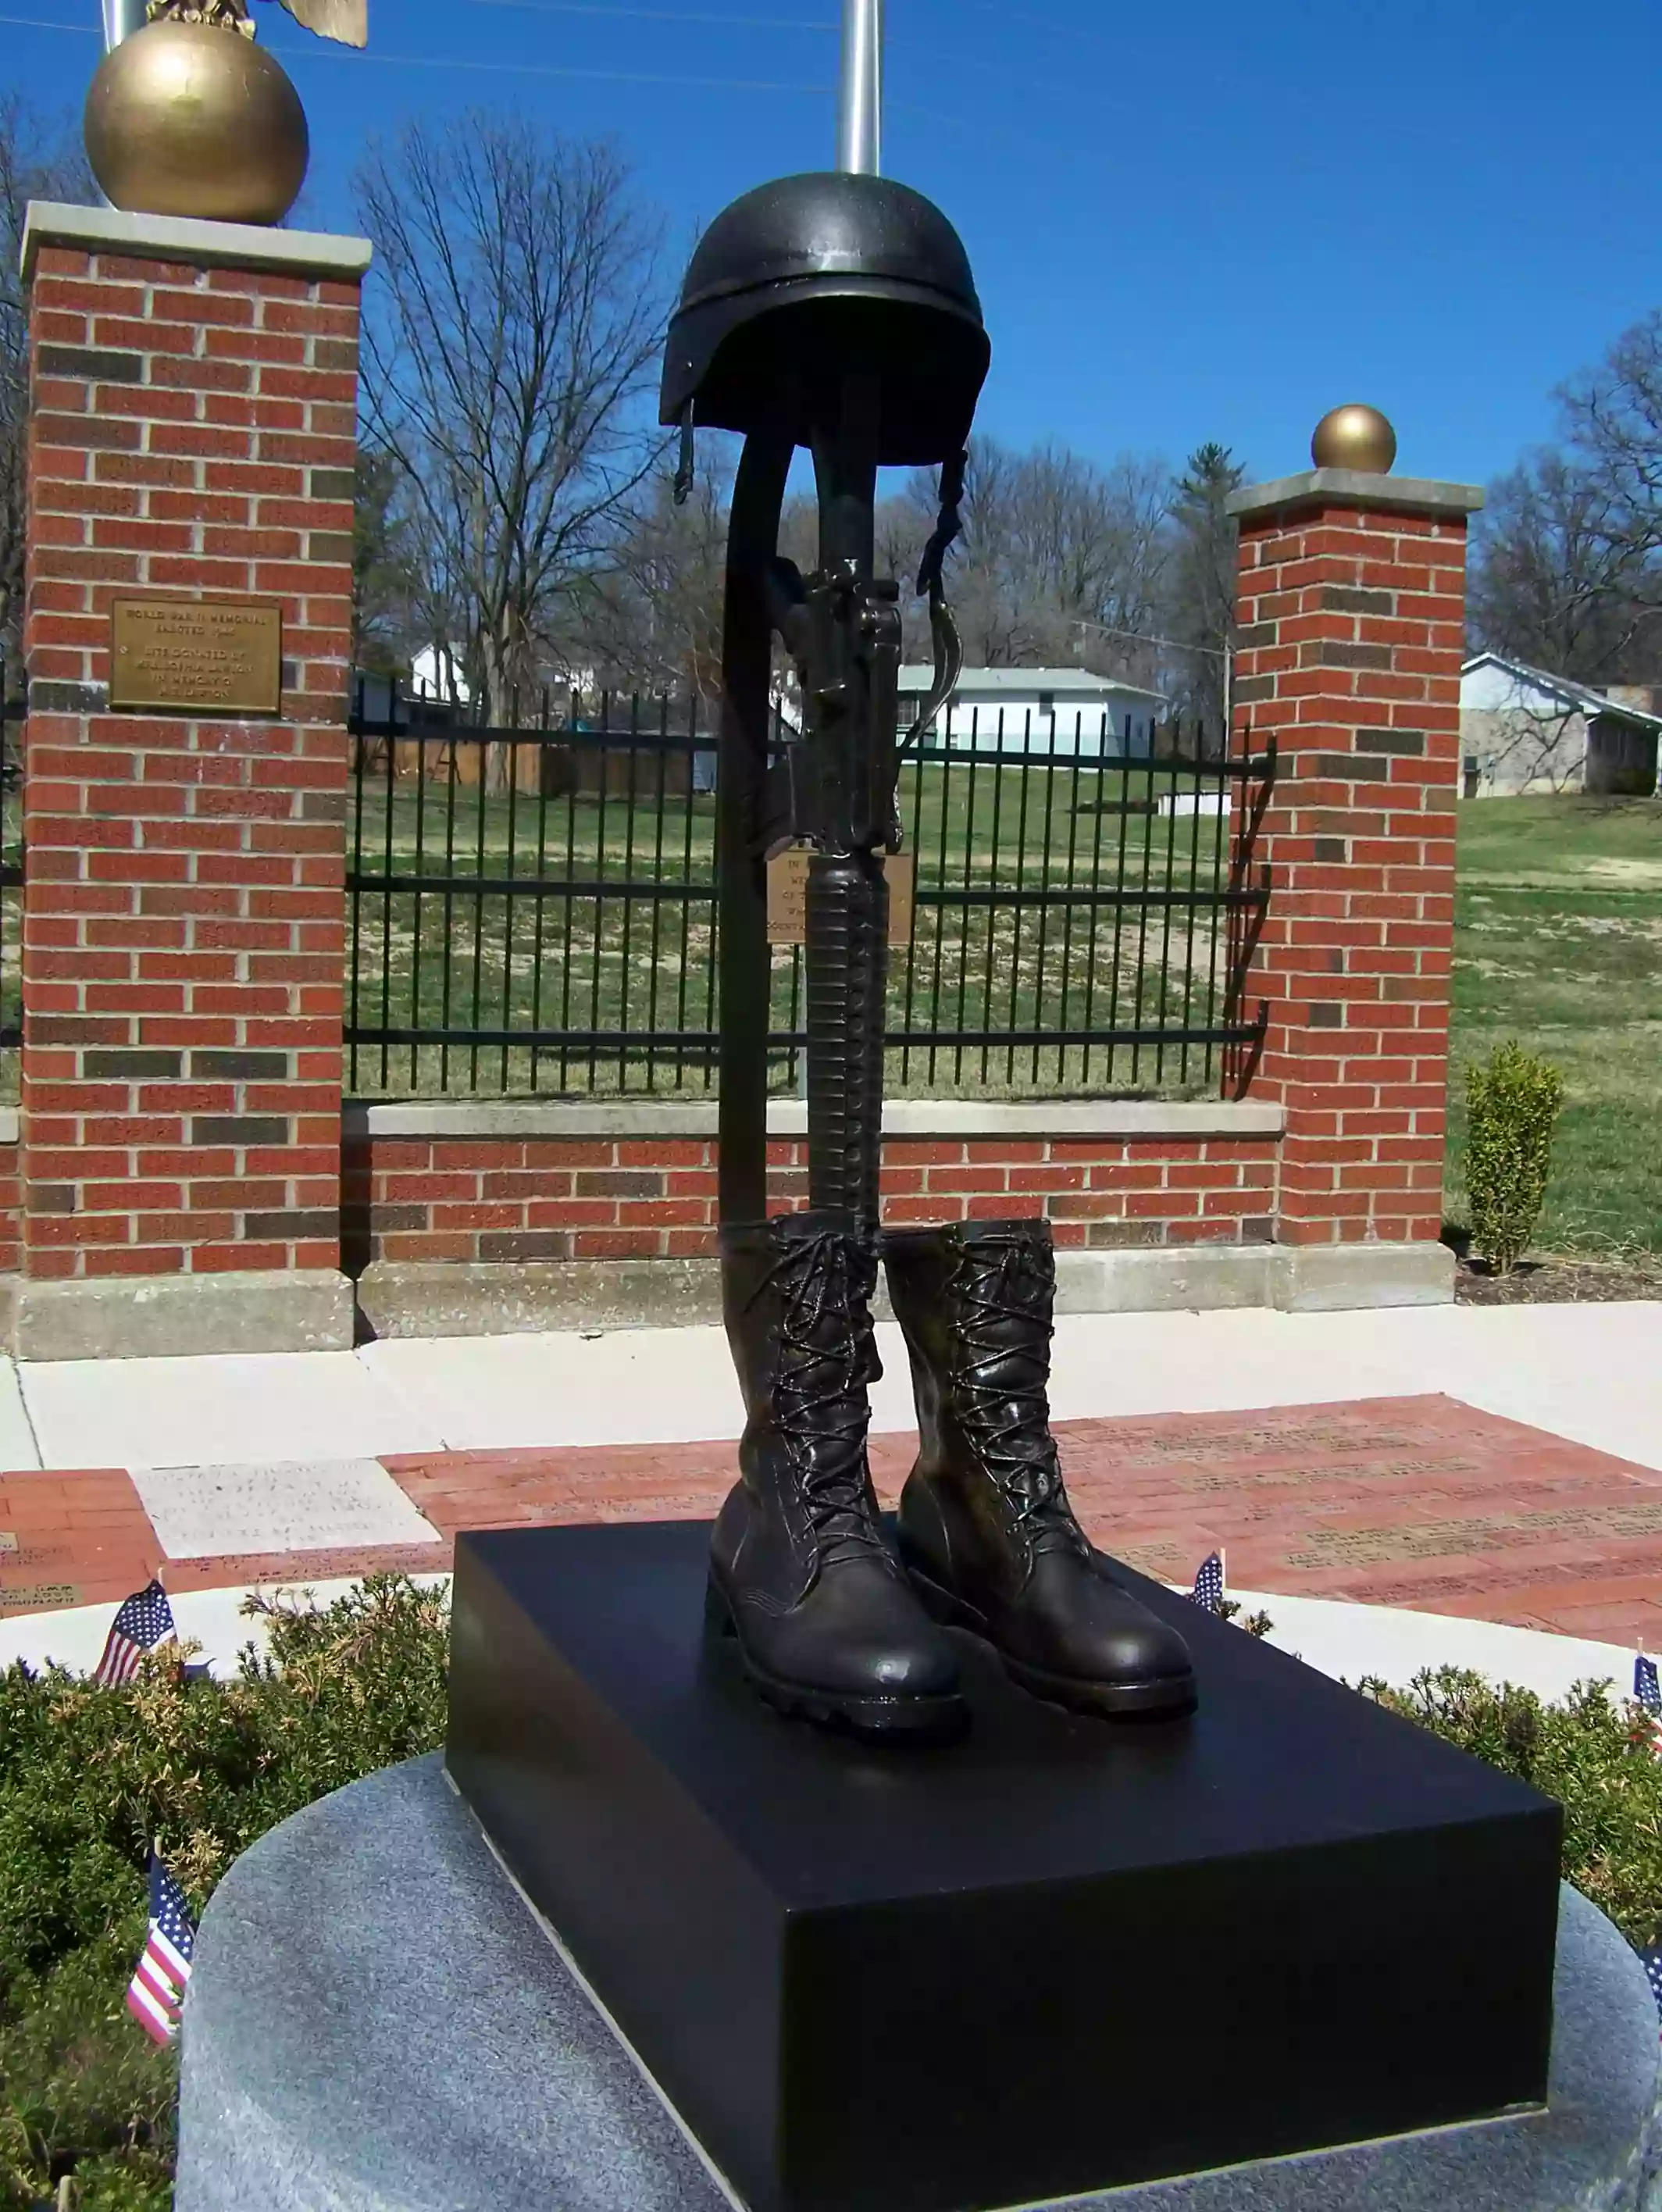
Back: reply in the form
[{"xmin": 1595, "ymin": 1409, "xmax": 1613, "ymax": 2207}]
[
  {"xmin": 947, "ymin": 1234, "xmax": 1085, "ymax": 1557},
  {"xmin": 761, "ymin": 1228, "xmax": 888, "ymax": 1568}
]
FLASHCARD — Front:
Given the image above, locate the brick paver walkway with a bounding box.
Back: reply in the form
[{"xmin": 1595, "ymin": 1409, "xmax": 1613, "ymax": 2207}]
[
  {"xmin": 5, "ymin": 1396, "xmax": 1662, "ymax": 1642},
  {"xmin": 0, "ymin": 1470, "xmax": 155, "ymax": 1615}
]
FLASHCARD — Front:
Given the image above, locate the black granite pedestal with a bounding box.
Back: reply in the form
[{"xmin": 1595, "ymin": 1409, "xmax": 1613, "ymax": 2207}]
[{"xmin": 446, "ymin": 1521, "xmax": 1563, "ymax": 2212}]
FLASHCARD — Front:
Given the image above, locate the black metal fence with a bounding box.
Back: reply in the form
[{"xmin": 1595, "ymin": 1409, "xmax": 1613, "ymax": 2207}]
[{"xmin": 346, "ymin": 686, "xmax": 1271, "ymax": 1101}]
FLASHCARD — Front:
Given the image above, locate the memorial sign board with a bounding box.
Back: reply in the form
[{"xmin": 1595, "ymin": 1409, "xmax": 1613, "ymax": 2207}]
[
  {"xmin": 766, "ymin": 848, "xmax": 915, "ymax": 945},
  {"xmin": 109, "ymin": 598, "xmax": 283, "ymax": 715}
]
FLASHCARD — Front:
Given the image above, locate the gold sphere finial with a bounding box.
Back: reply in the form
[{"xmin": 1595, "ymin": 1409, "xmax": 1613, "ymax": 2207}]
[
  {"xmin": 1311, "ymin": 403, "xmax": 1397, "ymax": 474},
  {"xmin": 84, "ymin": 17, "xmax": 309, "ymax": 227}
]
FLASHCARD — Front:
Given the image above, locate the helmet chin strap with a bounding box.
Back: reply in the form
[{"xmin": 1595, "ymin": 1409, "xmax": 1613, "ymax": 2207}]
[
  {"xmin": 678, "ymin": 416, "xmax": 965, "ymax": 761},
  {"xmin": 673, "ymin": 401, "xmax": 695, "ymax": 508},
  {"xmin": 901, "ymin": 446, "xmax": 966, "ymax": 756}
]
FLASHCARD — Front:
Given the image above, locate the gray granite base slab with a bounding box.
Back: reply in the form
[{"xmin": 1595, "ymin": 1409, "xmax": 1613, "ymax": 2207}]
[{"xmin": 176, "ymin": 1753, "xmax": 1662, "ymax": 2212}]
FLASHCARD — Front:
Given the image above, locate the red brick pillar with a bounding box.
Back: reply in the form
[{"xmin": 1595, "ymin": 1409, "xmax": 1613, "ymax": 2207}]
[
  {"xmin": 1227, "ymin": 455, "xmax": 1482, "ymax": 1308},
  {"xmin": 15, "ymin": 205, "xmax": 368, "ymax": 1358}
]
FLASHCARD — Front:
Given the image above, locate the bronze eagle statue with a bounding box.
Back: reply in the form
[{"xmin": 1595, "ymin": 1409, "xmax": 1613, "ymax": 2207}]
[{"xmin": 146, "ymin": 0, "xmax": 368, "ymax": 44}]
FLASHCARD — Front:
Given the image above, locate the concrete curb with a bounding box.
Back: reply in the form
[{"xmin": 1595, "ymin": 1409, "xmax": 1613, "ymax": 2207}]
[
  {"xmin": 355, "ymin": 1241, "xmax": 1454, "ymax": 1339},
  {"xmin": 1227, "ymin": 467, "xmax": 1486, "ymax": 521},
  {"xmin": 342, "ymin": 1097, "xmax": 1287, "ymax": 1142},
  {"xmin": 22, "ymin": 200, "xmax": 373, "ymax": 282},
  {"xmin": 11, "ymin": 1269, "xmax": 356, "ymax": 1361}
]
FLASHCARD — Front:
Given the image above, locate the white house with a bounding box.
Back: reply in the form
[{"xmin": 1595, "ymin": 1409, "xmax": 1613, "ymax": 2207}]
[
  {"xmin": 410, "ymin": 644, "xmax": 472, "ymax": 705},
  {"xmin": 896, "ymin": 665, "xmax": 1167, "ymax": 759},
  {"xmin": 1460, "ymin": 654, "xmax": 1662, "ymax": 797}
]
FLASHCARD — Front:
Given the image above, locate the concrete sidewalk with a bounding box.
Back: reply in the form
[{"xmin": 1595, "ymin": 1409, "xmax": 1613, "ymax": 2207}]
[
  {"xmin": 5, "ymin": 1299, "xmax": 1659, "ymax": 1472},
  {"xmin": 2, "ymin": 1300, "xmax": 1660, "ymax": 1648}
]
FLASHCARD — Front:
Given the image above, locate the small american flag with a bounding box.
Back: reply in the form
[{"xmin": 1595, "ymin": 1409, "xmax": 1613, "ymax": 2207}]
[
  {"xmin": 93, "ymin": 1580, "xmax": 175, "ymax": 1687},
  {"xmin": 126, "ymin": 1851, "xmax": 194, "ymax": 2046},
  {"xmin": 1635, "ymin": 1654, "xmax": 1662, "ymax": 1754},
  {"xmin": 1643, "ymin": 1948, "xmax": 1662, "ymax": 2044},
  {"xmin": 1191, "ymin": 1551, "xmax": 1225, "ymax": 1613}
]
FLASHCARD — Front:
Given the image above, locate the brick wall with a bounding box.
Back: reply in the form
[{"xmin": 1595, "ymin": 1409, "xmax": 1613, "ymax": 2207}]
[
  {"xmin": 1230, "ymin": 474, "xmax": 1475, "ymax": 1248},
  {"xmin": 21, "ymin": 228, "xmax": 359, "ymax": 1282},
  {"xmin": 341, "ymin": 1131, "xmax": 1280, "ymax": 1272},
  {"xmin": 0, "ymin": 1141, "xmax": 20, "ymax": 1276}
]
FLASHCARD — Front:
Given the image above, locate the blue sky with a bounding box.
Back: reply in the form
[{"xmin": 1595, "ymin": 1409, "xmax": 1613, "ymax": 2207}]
[{"xmin": 10, "ymin": 0, "xmax": 1662, "ymax": 489}]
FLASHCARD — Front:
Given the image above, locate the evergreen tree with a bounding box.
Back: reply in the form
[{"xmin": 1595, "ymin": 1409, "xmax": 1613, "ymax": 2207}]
[{"xmin": 1167, "ymin": 441, "xmax": 1245, "ymax": 735}]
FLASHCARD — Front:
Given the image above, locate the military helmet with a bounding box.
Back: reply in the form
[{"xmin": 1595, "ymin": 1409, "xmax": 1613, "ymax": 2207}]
[{"xmin": 660, "ymin": 170, "xmax": 989, "ymax": 468}]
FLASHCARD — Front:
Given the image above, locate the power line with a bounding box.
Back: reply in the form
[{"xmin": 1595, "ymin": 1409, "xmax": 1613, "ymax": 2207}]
[
  {"xmin": 0, "ymin": 10, "xmax": 833, "ymax": 89},
  {"xmin": 1073, "ymin": 617, "xmax": 1230, "ymax": 665},
  {"xmin": 291, "ymin": 45, "xmax": 832, "ymax": 90},
  {"xmin": 465, "ymin": 1, "xmax": 836, "ymax": 27}
]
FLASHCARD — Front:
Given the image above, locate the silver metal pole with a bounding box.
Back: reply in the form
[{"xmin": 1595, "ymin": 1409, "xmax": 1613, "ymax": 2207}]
[
  {"xmin": 102, "ymin": 0, "xmax": 147, "ymax": 50},
  {"xmin": 836, "ymin": 0, "xmax": 882, "ymax": 175}
]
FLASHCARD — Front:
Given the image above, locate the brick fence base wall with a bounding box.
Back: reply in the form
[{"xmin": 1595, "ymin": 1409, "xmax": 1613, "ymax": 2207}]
[
  {"xmin": 0, "ymin": 1142, "xmax": 20, "ymax": 1275},
  {"xmin": 340, "ymin": 1132, "xmax": 1282, "ymax": 1275}
]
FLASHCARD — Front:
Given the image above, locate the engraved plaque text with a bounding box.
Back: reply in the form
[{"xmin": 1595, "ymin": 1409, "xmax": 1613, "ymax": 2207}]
[
  {"xmin": 767, "ymin": 849, "xmax": 915, "ymax": 946},
  {"xmin": 110, "ymin": 597, "xmax": 283, "ymax": 715},
  {"xmin": 0, "ymin": 1583, "xmax": 81, "ymax": 1614}
]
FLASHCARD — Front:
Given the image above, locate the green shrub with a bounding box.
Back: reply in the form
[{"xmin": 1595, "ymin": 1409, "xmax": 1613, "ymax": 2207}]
[
  {"xmin": 1464, "ymin": 1040, "xmax": 1564, "ymax": 1272},
  {"xmin": 0, "ymin": 1576, "xmax": 449, "ymax": 2210},
  {"xmin": 1364, "ymin": 1667, "xmax": 1662, "ymax": 1948}
]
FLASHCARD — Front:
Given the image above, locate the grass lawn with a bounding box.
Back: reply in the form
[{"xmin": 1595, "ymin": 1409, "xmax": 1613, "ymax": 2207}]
[{"xmin": 1446, "ymin": 797, "xmax": 1662, "ymax": 1258}]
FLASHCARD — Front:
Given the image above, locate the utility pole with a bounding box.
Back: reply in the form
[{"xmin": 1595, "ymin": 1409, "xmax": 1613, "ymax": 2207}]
[{"xmin": 837, "ymin": 0, "xmax": 882, "ymax": 175}]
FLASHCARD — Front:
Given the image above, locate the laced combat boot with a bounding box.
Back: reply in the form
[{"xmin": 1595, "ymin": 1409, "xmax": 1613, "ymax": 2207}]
[
  {"xmin": 884, "ymin": 1217, "xmax": 1197, "ymax": 1719},
  {"xmin": 708, "ymin": 1210, "xmax": 966, "ymax": 1739}
]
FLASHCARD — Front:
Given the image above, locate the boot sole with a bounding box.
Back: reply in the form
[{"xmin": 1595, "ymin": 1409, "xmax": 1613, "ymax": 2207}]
[
  {"xmin": 906, "ymin": 1568, "xmax": 1197, "ymax": 1721},
  {"xmin": 704, "ymin": 1577, "xmax": 968, "ymax": 1743}
]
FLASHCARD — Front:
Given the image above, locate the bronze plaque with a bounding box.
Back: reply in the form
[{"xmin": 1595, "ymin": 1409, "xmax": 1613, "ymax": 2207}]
[
  {"xmin": 767, "ymin": 848, "xmax": 915, "ymax": 946},
  {"xmin": 109, "ymin": 596, "xmax": 283, "ymax": 715}
]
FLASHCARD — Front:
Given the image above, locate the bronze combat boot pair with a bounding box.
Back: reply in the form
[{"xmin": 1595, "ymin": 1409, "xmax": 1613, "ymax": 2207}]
[{"xmin": 707, "ymin": 1211, "xmax": 1195, "ymax": 1738}]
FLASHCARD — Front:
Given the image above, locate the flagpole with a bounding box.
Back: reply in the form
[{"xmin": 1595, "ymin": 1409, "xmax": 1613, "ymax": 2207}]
[
  {"xmin": 836, "ymin": 0, "xmax": 882, "ymax": 176},
  {"xmin": 102, "ymin": 0, "xmax": 145, "ymax": 50}
]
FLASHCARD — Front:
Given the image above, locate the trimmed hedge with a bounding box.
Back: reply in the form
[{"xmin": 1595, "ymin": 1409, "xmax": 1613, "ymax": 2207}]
[
  {"xmin": 2, "ymin": 1579, "xmax": 1660, "ymax": 2206},
  {"xmin": 1465, "ymin": 1040, "xmax": 1565, "ymax": 1274}
]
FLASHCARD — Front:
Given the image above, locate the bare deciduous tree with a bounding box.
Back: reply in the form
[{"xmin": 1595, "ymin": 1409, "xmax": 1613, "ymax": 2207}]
[
  {"xmin": 1561, "ymin": 312, "xmax": 1662, "ymax": 556},
  {"xmin": 894, "ymin": 438, "xmax": 1173, "ymax": 679},
  {"xmin": 576, "ymin": 439, "xmax": 736, "ymax": 700},
  {"xmin": 351, "ymin": 446, "xmax": 420, "ymax": 675},
  {"xmin": 1472, "ymin": 313, "xmax": 1662, "ymax": 683},
  {"xmin": 563, "ymin": 429, "xmax": 1186, "ymax": 708},
  {"xmin": 355, "ymin": 115, "xmax": 667, "ymax": 738},
  {"xmin": 1471, "ymin": 451, "xmax": 1656, "ymax": 681},
  {"xmin": 0, "ymin": 95, "xmax": 94, "ymax": 660}
]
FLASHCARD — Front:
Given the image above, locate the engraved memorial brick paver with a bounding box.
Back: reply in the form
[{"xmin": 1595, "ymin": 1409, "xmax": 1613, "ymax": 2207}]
[
  {"xmin": 132, "ymin": 1459, "xmax": 444, "ymax": 1561},
  {"xmin": 0, "ymin": 1584, "xmax": 82, "ymax": 1614},
  {"xmin": 0, "ymin": 1468, "xmax": 160, "ymax": 1612}
]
